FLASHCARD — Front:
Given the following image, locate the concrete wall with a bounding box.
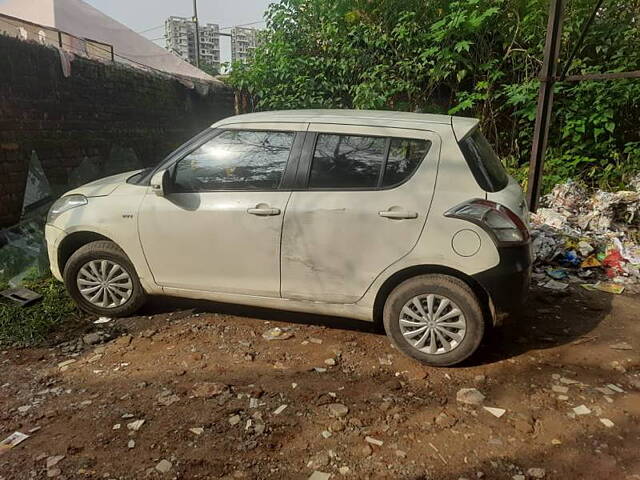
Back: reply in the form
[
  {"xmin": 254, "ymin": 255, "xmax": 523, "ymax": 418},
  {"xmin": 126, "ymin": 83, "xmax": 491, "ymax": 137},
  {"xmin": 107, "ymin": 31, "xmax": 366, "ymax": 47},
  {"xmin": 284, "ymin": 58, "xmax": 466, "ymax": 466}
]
[{"xmin": 0, "ymin": 34, "xmax": 234, "ymax": 227}]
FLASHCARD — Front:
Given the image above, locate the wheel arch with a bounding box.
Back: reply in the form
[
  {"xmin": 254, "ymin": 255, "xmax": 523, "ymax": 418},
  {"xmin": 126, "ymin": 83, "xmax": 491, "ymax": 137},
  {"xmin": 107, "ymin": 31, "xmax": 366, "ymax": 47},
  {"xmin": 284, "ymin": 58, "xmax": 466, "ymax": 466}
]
[
  {"xmin": 57, "ymin": 231, "xmax": 115, "ymax": 274},
  {"xmin": 372, "ymin": 264, "xmax": 493, "ymax": 327}
]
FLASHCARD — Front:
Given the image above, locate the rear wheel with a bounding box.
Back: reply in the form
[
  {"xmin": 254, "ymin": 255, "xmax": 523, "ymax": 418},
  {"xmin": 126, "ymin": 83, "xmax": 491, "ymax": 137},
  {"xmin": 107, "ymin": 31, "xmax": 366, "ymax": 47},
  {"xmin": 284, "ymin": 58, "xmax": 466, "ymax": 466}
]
[
  {"xmin": 383, "ymin": 274, "xmax": 484, "ymax": 366},
  {"xmin": 63, "ymin": 240, "xmax": 146, "ymax": 317}
]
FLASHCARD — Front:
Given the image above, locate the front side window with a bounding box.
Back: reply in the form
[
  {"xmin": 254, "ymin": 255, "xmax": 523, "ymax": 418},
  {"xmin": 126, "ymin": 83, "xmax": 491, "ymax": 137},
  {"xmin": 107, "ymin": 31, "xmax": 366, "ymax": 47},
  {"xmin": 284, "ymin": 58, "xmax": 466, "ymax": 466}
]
[
  {"xmin": 309, "ymin": 134, "xmax": 386, "ymax": 188},
  {"xmin": 174, "ymin": 130, "xmax": 295, "ymax": 191}
]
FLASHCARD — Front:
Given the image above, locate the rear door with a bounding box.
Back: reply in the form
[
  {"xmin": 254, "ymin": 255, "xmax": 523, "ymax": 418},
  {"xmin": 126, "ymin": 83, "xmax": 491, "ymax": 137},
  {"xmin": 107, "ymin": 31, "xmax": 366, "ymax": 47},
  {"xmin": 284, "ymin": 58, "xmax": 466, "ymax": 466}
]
[{"xmin": 281, "ymin": 124, "xmax": 441, "ymax": 303}]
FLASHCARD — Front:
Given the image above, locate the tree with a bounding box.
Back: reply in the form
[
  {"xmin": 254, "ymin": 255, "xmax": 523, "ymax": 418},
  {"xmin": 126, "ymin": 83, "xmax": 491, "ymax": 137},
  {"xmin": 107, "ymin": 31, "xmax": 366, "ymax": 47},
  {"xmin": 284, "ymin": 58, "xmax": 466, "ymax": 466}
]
[{"xmin": 227, "ymin": 0, "xmax": 640, "ymax": 191}]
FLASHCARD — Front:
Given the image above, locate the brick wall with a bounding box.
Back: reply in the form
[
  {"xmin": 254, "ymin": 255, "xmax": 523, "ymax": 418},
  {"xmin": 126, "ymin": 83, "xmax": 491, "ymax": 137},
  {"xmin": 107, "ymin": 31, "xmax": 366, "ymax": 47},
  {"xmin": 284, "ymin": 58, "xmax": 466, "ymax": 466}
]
[{"xmin": 0, "ymin": 34, "xmax": 235, "ymax": 227}]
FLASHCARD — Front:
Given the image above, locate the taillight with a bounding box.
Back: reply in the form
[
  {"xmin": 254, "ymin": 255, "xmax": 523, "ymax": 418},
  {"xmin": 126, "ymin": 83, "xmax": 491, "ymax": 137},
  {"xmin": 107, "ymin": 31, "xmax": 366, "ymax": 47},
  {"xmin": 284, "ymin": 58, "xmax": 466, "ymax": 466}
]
[{"xmin": 444, "ymin": 199, "xmax": 530, "ymax": 246}]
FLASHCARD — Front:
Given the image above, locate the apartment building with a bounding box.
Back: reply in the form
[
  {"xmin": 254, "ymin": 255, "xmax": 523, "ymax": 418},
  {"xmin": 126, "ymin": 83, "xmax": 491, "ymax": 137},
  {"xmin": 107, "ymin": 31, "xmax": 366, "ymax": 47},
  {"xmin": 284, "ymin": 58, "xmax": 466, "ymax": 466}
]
[
  {"xmin": 230, "ymin": 26, "xmax": 259, "ymax": 64},
  {"xmin": 165, "ymin": 16, "xmax": 220, "ymax": 73}
]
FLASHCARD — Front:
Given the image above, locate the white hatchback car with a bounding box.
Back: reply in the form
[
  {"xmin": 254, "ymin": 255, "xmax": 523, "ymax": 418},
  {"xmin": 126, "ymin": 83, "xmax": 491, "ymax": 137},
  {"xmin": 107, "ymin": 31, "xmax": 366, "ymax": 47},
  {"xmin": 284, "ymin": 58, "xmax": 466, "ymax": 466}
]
[{"xmin": 46, "ymin": 110, "xmax": 531, "ymax": 366}]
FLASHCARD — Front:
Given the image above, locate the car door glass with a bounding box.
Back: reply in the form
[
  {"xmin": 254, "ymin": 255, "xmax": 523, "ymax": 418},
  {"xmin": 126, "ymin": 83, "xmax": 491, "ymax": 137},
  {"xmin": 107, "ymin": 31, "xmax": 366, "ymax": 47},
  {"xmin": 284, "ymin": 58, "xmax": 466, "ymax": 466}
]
[
  {"xmin": 309, "ymin": 134, "xmax": 385, "ymax": 188},
  {"xmin": 174, "ymin": 130, "xmax": 295, "ymax": 191},
  {"xmin": 382, "ymin": 138, "xmax": 431, "ymax": 187}
]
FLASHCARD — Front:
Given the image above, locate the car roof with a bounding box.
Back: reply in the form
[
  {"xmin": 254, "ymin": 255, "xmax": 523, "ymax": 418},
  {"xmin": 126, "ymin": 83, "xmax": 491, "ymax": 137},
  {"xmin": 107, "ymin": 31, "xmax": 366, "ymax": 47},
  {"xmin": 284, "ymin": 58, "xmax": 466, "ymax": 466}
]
[{"xmin": 212, "ymin": 109, "xmax": 479, "ymax": 138}]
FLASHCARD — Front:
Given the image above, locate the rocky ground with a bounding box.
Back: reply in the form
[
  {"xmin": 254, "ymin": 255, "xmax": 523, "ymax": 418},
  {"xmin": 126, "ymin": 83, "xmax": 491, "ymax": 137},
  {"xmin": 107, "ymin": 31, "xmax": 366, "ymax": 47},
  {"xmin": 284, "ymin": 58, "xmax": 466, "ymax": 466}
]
[{"xmin": 1, "ymin": 285, "xmax": 639, "ymax": 480}]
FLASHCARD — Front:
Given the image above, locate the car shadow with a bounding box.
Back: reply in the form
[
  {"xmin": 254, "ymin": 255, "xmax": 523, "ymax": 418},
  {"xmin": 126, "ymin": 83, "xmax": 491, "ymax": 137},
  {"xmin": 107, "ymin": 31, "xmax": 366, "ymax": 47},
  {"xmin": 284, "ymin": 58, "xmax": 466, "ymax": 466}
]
[{"xmin": 134, "ymin": 284, "xmax": 612, "ymax": 366}]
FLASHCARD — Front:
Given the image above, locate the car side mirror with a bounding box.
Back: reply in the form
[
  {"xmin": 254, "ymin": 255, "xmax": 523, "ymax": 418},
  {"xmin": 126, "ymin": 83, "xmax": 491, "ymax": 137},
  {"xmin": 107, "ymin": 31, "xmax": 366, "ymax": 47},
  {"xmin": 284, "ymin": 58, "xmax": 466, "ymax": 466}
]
[{"xmin": 150, "ymin": 170, "xmax": 172, "ymax": 196}]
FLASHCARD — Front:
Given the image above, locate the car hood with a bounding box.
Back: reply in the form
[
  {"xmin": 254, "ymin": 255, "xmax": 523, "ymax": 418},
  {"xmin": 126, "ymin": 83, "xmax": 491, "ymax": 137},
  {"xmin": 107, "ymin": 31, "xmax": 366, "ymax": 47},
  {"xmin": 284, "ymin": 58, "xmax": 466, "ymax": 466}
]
[{"xmin": 66, "ymin": 170, "xmax": 142, "ymax": 197}]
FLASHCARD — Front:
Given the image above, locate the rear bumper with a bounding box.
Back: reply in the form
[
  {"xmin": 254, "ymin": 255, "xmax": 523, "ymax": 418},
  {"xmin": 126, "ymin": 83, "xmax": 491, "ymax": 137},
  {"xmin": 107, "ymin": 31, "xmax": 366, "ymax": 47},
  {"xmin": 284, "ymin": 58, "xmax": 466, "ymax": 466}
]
[{"xmin": 472, "ymin": 242, "xmax": 532, "ymax": 321}]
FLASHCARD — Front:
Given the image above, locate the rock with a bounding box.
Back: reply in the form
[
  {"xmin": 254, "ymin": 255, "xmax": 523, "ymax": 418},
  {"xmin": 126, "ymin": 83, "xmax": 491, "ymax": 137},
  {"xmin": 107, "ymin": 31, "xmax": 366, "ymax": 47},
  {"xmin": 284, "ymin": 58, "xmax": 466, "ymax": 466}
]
[
  {"xmin": 599, "ymin": 418, "xmax": 614, "ymax": 428},
  {"xmin": 189, "ymin": 427, "xmax": 204, "ymax": 435},
  {"xmin": 338, "ymin": 466, "xmax": 350, "ymax": 475},
  {"xmin": 330, "ymin": 420, "xmax": 344, "ymax": 432},
  {"xmin": 308, "ymin": 472, "xmax": 331, "ymax": 480},
  {"xmin": 483, "ymin": 406, "xmax": 506, "ymax": 418},
  {"xmin": 324, "ymin": 358, "xmax": 336, "ymax": 366},
  {"xmin": 157, "ymin": 390, "xmax": 180, "ymax": 406},
  {"xmin": 573, "ymin": 405, "xmax": 591, "ymax": 415},
  {"xmin": 327, "ymin": 403, "xmax": 349, "ymax": 418},
  {"xmin": 307, "ymin": 451, "xmax": 330, "ymax": 469},
  {"xmin": 128, "ymin": 440, "xmax": 135, "ymax": 449},
  {"xmin": 512, "ymin": 475, "xmax": 525, "ymax": 480},
  {"xmin": 395, "ymin": 449, "xmax": 407, "ymax": 458},
  {"xmin": 551, "ymin": 385, "xmax": 569, "ymax": 394},
  {"xmin": 155, "ymin": 459, "xmax": 172, "ymax": 473},
  {"xmin": 435, "ymin": 411, "xmax": 457, "ymax": 428},
  {"xmin": 365, "ymin": 436, "xmax": 383, "ymax": 446},
  {"xmin": 57, "ymin": 359, "xmax": 76, "ymax": 369},
  {"xmin": 321, "ymin": 431, "xmax": 332, "ymax": 439},
  {"xmin": 527, "ymin": 467, "xmax": 545, "ymax": 478},
  {"xmin": 273, "ymin": 404, "xmax": 288, "ymax": 415},
  {"xmin": 609, "ymin": 342, "xmax": 633, "ymax": 350},
  {"xmin": 474, "ymin": 375, "xmax": 486, "ymax": 384},
  {"xmin": 309, "ymin": 338, "xmax": 323, "ymax": 344},
  {"xmin": 191, "ymin": 382, "xmax": 227, "ymax": 398},
  {"xmin": 46, "ymin": 455, "xmax": 65, "ymax": 469},
  {"xmin": 127, "ymin": 420, "xmax": 145, "ymax": 431},
  {"xmin": 456, "ymin": 388, "xmax": 485, "ymax": 405},
  {"xmin": 229, "ymin": 415, "xmax": 241, "ymax": 425},
  {"xmin": 82, "ymin": 332, "xmax": 103, "ymax": 345},
  {"xmin": 361, "ymin": 444, "xmax": 373, "ymax": 456}
]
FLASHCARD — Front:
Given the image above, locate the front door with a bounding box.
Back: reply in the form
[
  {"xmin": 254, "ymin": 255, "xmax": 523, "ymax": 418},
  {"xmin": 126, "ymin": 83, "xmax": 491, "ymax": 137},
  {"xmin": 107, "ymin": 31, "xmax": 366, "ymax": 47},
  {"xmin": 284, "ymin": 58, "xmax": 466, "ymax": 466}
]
[
  {"xmin": 138, "ymin": 127, "xmax": 301, "ymax": 297},
  {"xmin": 281, "ymin": 124, "xmax": 440, "ymax": 303}
]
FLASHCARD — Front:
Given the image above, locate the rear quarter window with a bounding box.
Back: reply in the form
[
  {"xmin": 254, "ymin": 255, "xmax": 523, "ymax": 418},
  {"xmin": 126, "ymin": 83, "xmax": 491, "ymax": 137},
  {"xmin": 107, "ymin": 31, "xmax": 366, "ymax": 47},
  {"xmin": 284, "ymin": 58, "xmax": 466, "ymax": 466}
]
[{"xmin": 459, "ymin": 130, "xmax": 508, "ymax": 192}]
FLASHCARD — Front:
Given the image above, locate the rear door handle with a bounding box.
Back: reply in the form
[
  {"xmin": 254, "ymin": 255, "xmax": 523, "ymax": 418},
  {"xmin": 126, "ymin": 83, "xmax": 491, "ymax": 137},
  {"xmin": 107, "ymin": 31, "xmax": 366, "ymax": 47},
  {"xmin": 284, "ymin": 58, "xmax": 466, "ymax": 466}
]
[
  {"xmin": 247, "ymin": 206, "xmax": 281, "ymax": 216},
  {"xmin": 378, "ymin": 210, "xmax": 418, "ymax": 219}
]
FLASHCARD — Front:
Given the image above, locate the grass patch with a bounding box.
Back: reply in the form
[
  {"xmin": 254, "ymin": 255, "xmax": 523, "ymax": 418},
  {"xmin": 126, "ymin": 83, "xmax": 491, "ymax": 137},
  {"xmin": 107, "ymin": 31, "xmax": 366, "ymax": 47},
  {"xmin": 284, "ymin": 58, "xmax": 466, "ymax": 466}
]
[{"xmin": 0, "ymin": 275, "xmax": 83, "ymax": 347}]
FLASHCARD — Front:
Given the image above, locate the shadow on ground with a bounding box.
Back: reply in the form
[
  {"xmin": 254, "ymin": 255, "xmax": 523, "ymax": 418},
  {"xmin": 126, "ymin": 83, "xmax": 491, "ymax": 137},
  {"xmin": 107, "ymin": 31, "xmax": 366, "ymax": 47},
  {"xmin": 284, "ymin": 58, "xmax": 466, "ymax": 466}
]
[{"xmin": 130, "ymin": 284, "xmax": 613, "ymax": 367}]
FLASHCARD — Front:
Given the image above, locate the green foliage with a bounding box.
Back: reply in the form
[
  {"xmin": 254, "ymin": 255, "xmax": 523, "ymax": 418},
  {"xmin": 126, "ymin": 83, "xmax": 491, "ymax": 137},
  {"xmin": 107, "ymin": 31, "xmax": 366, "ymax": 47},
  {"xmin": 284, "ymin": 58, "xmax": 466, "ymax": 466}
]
[
  {"xmin": 228, "ymin": 0, "xmax": 640, "ymax": 191},
  {"xmin": 0, "ymin": 275, "xmax": 82, "ymax": 347}
]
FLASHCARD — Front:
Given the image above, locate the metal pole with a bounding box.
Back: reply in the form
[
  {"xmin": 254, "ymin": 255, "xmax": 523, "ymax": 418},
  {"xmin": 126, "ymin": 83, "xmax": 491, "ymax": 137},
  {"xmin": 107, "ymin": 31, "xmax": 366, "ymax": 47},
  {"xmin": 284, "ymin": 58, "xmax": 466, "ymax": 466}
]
[
  {"xmin": 526, "ymin": 0, "xmax": 565, "ymax": 212},
  {"xmin": 560, "ymin": 0, "xmax": 604, "ymax": 80},
  {"xmin": 193, "ymin": 0, "xmax": 200, "ymax": 68}
]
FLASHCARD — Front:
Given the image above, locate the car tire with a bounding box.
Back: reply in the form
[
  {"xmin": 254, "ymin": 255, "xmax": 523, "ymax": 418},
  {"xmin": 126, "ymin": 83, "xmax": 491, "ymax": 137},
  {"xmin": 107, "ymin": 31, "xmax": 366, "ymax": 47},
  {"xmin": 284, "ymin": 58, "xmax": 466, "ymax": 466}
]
[
  {"xmin": 383, "ymin": 274, "xmax": 484, "ymax": 367},
  {"xmin": 63, "ymin": 240, "xmax": 147, "ymax": 317}
]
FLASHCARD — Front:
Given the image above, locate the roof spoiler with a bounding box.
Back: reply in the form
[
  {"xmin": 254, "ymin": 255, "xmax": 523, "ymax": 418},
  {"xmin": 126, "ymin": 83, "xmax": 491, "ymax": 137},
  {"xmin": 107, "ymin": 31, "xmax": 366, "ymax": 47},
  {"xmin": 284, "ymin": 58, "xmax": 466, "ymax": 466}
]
[{"xmin": 451, "ymin": 117, "xmax": 480, "ymax": 142}]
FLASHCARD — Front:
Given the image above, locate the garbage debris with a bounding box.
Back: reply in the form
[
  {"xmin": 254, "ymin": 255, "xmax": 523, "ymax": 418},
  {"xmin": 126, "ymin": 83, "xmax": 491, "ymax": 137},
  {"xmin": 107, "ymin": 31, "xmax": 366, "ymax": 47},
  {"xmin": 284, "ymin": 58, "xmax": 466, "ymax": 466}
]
[
  {"xmin": 262, "ymin": 327, "xmax": 294, "ymax": 341},
  {"xmin": 0, "ymin": 432, "xmax": 29, "ymax": 456},
  {"xmin": 0, "ymin": 287, "xmax": 42, "ymax": 306},
  {"xmin": 531, "ymin": 180, "xmax": 640, "ymax": 292}
]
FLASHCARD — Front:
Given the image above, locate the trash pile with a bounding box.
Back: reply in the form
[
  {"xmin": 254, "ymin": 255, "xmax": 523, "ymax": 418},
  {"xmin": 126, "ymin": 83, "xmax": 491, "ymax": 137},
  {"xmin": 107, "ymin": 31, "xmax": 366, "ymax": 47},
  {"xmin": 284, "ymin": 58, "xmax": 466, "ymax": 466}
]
[{"xmin": 530, "ymin": 177, "xmax": 640, "ymax": 293}]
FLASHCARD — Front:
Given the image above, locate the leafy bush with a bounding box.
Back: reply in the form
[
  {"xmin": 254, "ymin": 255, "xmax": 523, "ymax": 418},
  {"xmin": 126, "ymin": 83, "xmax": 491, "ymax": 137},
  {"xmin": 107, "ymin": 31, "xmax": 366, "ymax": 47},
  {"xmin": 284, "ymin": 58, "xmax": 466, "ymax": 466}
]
[
  {"xmin": 227, "ymin": 0, "xmax": 640, "ymax": 192},
  {"xmin": 0, "ymin": 275, "xmax": 82, "ymax": 347}
]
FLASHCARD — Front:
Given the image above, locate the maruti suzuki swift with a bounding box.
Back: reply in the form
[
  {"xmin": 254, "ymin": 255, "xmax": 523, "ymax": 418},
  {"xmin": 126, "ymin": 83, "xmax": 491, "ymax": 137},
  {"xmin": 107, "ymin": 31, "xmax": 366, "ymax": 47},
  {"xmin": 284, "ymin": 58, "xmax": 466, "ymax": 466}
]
[{"xmin": 46, "ymin": 110, "xmax": 531, "ymax": 366}]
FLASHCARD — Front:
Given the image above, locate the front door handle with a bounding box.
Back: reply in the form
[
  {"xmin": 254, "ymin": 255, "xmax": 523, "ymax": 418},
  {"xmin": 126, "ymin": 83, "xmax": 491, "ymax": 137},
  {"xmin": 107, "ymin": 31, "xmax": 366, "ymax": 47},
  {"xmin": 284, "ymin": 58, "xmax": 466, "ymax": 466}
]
[
  {"xmin": 247, "ymin": 206, "xmax": 281, "ymax": 216},
  {"xmin": 378, "ymin": 210, "xmax": 418, "ymax": 219}
]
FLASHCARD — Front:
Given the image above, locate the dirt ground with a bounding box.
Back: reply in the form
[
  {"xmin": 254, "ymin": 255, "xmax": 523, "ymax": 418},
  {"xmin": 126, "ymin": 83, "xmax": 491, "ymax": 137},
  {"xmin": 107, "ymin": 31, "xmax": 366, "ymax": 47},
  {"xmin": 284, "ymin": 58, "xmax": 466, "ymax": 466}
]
[{"xmin": 1, "ymin": 284, "xmax": 639, "ymax": 480}]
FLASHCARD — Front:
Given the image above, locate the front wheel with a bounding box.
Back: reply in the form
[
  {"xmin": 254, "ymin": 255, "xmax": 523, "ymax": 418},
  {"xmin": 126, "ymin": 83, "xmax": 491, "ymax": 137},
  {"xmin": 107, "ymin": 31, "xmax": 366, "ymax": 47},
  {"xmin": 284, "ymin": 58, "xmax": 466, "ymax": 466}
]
[
  {"xmin": 63, "ymin": 240, "xmax": 147, "ymax": 317},
  {"xmin": 383, "ymin": 274, "xmax": 484, "ymax": 366}
]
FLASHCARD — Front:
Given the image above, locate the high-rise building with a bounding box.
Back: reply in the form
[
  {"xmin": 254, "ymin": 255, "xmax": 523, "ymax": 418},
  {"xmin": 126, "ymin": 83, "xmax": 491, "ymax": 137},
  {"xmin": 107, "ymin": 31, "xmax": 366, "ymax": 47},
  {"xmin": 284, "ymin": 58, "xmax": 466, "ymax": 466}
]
[
  {"xmin": 165, "ymin": 16, "xmax": 220, "ymax": 73},
  {"xmin": 230, "ymin": 27, "xmax": 259, "ymax": 64}
]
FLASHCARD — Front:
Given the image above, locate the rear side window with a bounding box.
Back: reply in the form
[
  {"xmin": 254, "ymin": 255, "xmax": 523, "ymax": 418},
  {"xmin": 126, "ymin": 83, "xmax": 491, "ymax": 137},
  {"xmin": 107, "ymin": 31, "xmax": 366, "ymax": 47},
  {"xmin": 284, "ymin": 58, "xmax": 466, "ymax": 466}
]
[
  {"xmin": 309, "ymin": 134, "xmax": 385, "ymax": 188},
  {"xmin": 308, "ymin": 134, "xmax": 431, "ymax": 189},
  {"xmin": 459, "ymin": 130, "xmax": 508, "ymax": 192},
  {"xmin": 383, "ymin": 138, "xmax": 432, "ymax": 187}
]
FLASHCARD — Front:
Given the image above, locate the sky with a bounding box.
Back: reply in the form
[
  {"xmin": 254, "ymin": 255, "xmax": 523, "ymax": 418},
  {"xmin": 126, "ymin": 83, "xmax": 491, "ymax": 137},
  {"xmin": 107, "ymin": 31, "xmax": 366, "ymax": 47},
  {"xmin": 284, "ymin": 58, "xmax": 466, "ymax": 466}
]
[
  {"xmin": 0, "ymin": 0, "xmax": 273, "ymax": 62},
  {"xmin": 84, "ymin": 0, "xmax": 273, "ymax": 62}
]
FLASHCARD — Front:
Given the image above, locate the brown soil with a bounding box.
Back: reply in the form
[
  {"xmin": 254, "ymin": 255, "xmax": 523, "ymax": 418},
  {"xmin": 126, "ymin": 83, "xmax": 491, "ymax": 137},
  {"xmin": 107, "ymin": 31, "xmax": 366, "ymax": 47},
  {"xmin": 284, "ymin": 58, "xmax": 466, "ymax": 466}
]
[{"xmin": 1, "ymin": 285, "xmax": 639, "ymax": 480}]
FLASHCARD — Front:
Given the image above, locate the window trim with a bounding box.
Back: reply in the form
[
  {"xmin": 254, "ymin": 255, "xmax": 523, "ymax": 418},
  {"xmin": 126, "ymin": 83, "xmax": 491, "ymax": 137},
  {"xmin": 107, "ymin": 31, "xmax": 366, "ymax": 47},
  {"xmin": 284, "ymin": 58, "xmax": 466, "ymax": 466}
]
[
  {"xmin": 296, "ymin": 131, "xmax": 432, "ymax": 192},
  {"xmin": 168, "ymin": 128, "xmax": 304, "ymax": 193}
]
